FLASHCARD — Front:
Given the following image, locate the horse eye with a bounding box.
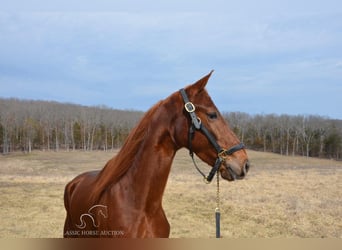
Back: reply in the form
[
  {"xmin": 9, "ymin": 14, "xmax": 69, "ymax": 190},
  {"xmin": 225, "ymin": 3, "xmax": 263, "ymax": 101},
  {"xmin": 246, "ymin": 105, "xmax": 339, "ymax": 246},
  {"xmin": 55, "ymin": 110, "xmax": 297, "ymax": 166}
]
[{"xmin": 207, "ymin": 112, "xmax": 218, "ymax": 120}]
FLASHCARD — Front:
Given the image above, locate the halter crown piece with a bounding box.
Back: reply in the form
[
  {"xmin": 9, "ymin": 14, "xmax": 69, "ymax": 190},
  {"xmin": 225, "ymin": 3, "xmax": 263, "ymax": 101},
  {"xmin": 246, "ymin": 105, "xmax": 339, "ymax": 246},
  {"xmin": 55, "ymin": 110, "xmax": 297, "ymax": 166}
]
[{"xmin": 179, "ymin": 89, "xmax": 245, "ymax": 183}]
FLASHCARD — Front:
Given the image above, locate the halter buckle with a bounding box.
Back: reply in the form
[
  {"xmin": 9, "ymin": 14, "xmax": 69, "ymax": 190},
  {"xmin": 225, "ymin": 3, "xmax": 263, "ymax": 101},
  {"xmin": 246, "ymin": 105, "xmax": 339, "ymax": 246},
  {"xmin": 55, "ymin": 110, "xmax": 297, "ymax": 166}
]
[
  {"xmin": 218, "ymin": 150, "xmax": 228, "ymax": 159},
  {"xmin": 184, "ymin": 102, "xmax": 196, "ymax": 113}
]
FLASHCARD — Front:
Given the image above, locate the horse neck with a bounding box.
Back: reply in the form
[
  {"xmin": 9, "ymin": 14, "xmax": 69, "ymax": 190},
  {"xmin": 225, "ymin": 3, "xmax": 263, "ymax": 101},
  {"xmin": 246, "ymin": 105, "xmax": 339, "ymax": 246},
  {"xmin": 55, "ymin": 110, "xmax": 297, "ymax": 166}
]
[
  {"xmin": 95, "ymin": 100, "xmax": 179, "ymax": 208},
  {"xmin": 129, "ymin": 129, "xmax": 177, "ymax": 208},
  {"xmin": 126, "ymin": 105, "xmax": 178, "ymax": 208}
]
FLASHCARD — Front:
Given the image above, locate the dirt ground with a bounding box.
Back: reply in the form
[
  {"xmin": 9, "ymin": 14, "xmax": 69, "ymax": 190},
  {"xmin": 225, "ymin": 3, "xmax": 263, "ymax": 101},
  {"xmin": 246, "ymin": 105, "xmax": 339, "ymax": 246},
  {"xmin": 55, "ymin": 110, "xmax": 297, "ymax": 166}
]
[{"xmin": 0, "ymin": 149, "xmax": 341, "ymax": 238}]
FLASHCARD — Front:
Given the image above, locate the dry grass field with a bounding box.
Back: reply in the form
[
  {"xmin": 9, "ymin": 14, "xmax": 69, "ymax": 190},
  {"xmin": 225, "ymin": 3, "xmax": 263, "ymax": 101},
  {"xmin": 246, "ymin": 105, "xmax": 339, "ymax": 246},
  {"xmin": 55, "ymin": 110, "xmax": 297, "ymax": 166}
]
[{"xmin": 0, "ymin": 149, "xmax": 341, "ymax": 238}]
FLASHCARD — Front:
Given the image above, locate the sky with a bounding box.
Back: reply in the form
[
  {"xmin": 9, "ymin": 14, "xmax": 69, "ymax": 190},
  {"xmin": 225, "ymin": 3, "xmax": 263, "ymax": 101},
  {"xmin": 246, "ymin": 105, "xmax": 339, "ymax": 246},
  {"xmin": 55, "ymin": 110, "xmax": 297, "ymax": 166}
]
[{"xmin": 1, "ymin": 1, "xmax": 342, "ymax": 119}]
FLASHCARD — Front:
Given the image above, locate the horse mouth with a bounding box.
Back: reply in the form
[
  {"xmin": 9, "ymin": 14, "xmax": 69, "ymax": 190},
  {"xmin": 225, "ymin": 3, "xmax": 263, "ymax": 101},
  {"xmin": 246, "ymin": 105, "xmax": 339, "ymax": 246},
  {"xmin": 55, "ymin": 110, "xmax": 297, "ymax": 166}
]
[{"xmin": 220, "ymin": 161, "xmax": 250, "ymax": 181}]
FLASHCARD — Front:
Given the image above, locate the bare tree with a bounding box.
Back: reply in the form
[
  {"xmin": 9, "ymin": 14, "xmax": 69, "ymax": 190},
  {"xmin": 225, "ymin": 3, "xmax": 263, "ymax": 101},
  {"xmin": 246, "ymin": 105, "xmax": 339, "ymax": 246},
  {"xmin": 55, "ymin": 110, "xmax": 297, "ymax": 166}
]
[
  {"xmin": 1, "ymin": 97, "xmax": 341, "ymax": 159},
  {"xmin": 0, "ymin": 99, "xmax": 14, "ymax": 153}
]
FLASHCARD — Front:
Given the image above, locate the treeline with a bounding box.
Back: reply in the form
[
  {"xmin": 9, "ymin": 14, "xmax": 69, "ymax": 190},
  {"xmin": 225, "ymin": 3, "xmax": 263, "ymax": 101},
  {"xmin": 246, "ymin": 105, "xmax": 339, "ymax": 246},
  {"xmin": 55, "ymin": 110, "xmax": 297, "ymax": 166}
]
[
  {"xmin": 1, "ymin": 98, "xmax": 342, "ymax": 160},
  {"xmin": 0, "ymin": 98, "xmax": 143, "ymax": 153},
  {"xmin": 224, "ymin": 112, "xmax": 342, "ymax": 160}
]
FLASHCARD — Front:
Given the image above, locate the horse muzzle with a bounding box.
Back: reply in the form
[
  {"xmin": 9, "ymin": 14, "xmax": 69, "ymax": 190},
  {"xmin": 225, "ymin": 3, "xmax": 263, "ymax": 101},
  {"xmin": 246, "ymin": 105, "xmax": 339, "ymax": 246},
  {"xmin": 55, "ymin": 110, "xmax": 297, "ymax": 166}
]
[{"xmin": 221, "ymin": 160, "xmax": 250, "ymax": 181}]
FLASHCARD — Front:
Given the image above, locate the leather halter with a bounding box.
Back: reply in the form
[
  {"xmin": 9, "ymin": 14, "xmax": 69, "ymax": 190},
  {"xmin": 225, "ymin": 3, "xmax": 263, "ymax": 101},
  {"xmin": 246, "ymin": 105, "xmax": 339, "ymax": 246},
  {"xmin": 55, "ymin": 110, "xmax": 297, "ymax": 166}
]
[{"xmin": 180, "ymin": 89, "xmax": 245, "ymax": 183}]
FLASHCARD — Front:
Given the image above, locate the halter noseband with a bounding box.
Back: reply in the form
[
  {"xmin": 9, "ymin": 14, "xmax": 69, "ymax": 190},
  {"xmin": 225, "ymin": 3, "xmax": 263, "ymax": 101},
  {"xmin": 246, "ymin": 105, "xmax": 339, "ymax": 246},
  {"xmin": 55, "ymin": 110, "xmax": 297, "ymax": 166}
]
[{"xmin": 180, "ymin": 89, "xmax": 245, "ymax": 183}]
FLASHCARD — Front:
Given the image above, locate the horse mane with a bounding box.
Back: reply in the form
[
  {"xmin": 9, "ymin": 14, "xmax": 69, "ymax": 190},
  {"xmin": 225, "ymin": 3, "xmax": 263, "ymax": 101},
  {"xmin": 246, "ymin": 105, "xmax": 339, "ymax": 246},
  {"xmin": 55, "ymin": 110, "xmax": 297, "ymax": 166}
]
[{"xmin": 92, "ymin": 100, "xmax": 164, "ymax": 198}]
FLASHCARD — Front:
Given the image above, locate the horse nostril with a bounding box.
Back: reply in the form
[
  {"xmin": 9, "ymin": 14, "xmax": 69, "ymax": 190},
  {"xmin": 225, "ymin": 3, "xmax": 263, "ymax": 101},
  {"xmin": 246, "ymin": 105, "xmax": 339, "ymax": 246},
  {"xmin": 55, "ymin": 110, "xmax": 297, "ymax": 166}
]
[
  {"xmin": 245, "ymin": 161, "xmax": 250, "ymax": 173},
  {"xmin": 242, "ymin": 161, "xmax": 250, "ymax": 177}
]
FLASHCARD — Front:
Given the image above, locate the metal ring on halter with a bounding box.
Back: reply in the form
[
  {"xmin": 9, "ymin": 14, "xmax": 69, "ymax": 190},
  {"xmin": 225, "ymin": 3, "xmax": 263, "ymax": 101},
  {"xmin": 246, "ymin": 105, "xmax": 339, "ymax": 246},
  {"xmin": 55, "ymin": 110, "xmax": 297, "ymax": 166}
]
[
  {"xmin": 218, "ymin": 149, "xmax": 228, "ymax": 159},
  {"xmin": 204, "ymin": 176, "xmax": 210, "ymax": 184}
]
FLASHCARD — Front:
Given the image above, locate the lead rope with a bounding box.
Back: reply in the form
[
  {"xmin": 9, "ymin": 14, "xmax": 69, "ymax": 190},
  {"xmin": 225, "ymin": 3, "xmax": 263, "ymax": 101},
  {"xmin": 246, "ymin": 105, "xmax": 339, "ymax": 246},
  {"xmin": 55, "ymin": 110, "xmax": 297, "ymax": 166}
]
[{"xmin": 215, "ymin": 169, "xmax": 221, "ymax": 238}]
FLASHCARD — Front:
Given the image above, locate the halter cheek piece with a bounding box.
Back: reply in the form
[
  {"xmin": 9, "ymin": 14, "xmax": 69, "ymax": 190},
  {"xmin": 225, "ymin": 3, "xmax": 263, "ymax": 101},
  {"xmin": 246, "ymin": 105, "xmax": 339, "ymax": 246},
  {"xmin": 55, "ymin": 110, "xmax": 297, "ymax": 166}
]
[{"xmin": 180, "ymin": 89, "xmax": 245, "ymax": 183}]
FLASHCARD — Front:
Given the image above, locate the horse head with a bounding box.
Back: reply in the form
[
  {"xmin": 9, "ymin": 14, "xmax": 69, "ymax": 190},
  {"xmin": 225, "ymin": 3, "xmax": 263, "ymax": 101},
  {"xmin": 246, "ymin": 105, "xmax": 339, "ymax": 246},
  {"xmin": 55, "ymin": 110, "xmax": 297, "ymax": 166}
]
[{"xmin": 171, "ymin": 71, "xmax": 250, "ymax": 182}]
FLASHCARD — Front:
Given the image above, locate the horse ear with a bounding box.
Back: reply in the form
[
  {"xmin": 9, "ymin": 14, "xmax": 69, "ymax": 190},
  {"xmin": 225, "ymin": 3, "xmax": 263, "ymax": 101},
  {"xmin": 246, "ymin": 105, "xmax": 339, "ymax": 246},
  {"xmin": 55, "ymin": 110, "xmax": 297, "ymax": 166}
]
[{"xmin": 186, "ymin": 70, "xmax": 214, "ymax": 96}]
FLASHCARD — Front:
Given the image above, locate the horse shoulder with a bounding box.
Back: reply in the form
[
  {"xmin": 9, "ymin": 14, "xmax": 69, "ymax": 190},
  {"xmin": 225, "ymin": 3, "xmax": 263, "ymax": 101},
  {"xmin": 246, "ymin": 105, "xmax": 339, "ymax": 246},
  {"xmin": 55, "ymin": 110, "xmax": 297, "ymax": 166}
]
[{"xmin": 64, "ymin": 170, "xmax": 101, "ymax": 212}]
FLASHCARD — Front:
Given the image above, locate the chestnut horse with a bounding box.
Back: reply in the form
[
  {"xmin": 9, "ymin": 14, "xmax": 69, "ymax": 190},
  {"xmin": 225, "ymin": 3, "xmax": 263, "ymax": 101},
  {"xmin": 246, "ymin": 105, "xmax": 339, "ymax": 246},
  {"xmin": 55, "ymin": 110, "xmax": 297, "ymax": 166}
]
[{"xmin": 63, "ymin": 71, "xmax": 249, "ymax": 238}]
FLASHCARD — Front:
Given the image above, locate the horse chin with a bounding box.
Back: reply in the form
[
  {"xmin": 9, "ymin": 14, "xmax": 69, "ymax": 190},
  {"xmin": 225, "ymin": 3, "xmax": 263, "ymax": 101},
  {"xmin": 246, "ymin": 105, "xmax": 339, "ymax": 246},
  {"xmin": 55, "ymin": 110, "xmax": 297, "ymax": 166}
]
[
  {"xmin": 220, "ymin": 162, "xmax": 246, "ymax": 181},
  {"xmin": 219, "ymin": 168, "xmax": 235, "ymax": 182}
]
